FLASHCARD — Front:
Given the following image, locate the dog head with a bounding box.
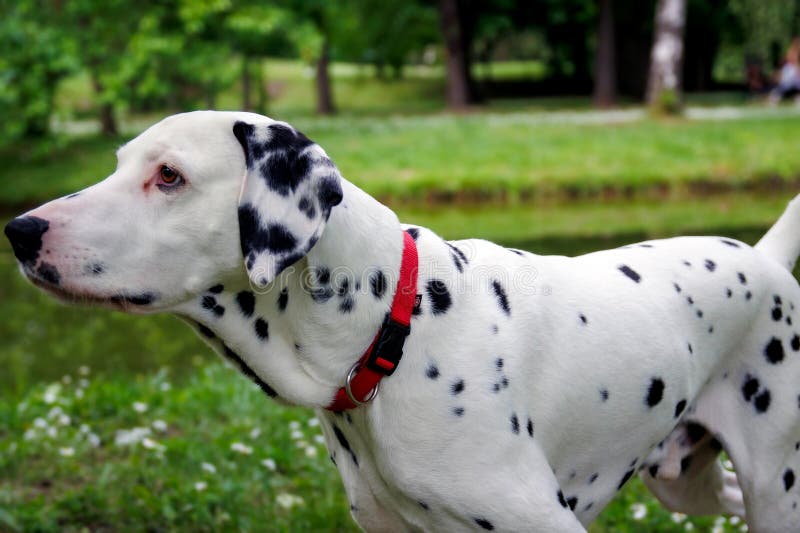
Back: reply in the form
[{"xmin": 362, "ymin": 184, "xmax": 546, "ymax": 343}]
[{"xmin": 4, "ymin": 111, "xmax": 342, "ymax": 312}]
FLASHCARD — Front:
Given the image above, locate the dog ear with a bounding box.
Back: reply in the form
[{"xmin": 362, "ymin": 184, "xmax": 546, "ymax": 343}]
[{"xmin": 232, "ymin": 119, "xmax": 343, "ymax": 288}]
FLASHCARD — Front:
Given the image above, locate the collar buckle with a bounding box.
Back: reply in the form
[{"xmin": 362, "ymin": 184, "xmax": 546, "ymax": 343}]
[{"xmin": 364, "ymin": 313, "xmax": 410, "ymax": 376}]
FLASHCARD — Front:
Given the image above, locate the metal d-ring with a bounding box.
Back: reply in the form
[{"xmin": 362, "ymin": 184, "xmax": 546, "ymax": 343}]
[{"xmin": 344, "ymin": 362, "xmax": 380, "ymax": 406}]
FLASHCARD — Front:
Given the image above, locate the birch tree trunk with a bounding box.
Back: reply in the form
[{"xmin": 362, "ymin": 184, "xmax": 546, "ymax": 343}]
[{"xmin": 646, "ymin": 0, "xmax": 686, "ymax": 113}]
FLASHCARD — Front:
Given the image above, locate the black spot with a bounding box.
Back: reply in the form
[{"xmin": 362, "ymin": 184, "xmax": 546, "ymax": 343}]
[
  {"xmin": 775, "ymin": 295, "xmax": 783, "ymax": 305},
  {"xmin": 617, "ymin": 469, "xmax": 635, "ymax": 490},
  {"xmin": 673, "ymin": 282, "xmax": 681, "ymax": 293},
  {"xmin": 754, "ymin": 389, "xmax": 771, "ymax": 413},
  {"xmin": 745, "ymin": 290, "xmax": 752, "ymax": 300},
  {"xmin": 451, "ymin": 379, "xmax": 465, "ymax": 395},
  {"xmin": 785, "ymin": 469, "xmax": 796, "ymax": 491},
  {"xmin": 696, "ymin": 309, "xmax": 703, "ymax": 318},
  {"xmin": 557, "ymin": 489, "xmax": 568, "ymax": 508},
  {"xmin": 298, "ymin": 196, "xmax": 316, "ymax": 219},
  {"xmin": 447, "ymin": 242, "xmax": 469, "ymax": 265},
  {"xmin": 674, "ymin": 399, "xmax": 687, "ymax": 418},
  {"xmin": 588, "ymin": 473, "xmax": 598, "ymax": 484},
  {"xmin": 491, "ymin": 280, "xmax": 511, "ymax": 316},
  {"xmin": 473, "ymin": 518, "xmax": 494, "ymax": 530},
  {"xmin": 202, "ymin": 295, "xmax": 217, "ymax": 310},
  {"xmin": 236, "ymin": 291, "xmax": 255, "ymax": 317},
  {"xmin": 278, "ymin": 287, "xmax": 289, "ymax": 311},
  {"xmin": 742, "ymin": 375, "xmax": 759, "ymax": 402},
  {"xmin": 645, "ymin": 378, "xmax": 665, "ymax": 408},
  {"xmin": 87, "ymin": 262, "xmax": 105, "ymax": 275},
  {"xmin": 618, "ymin": 265, "xmax": 641, "ymax": 283},
  {"xmin": 333, "ymin": 424, "xmax": 358, "ymax": 466},
  {"xmin": 427, "ymin": 279, "xmax": 452, "ymax": 315},
  {"xmin": 704, "ymin": 259, "xmax": 716, "ymax": 272},
  {"xmin": 339, "ymin": 296, "xmax": 355, "ymax": 313},
  {"xmin": 37, "ymin": 262, "xmax": 60, "ymax": 285},
  {"xmin": 648, "ymin": 465, "xmax": 659, "ymax": 478},
  {"xmin": 496, "ymin": 358, "xmax": 504, "ymax": 369},
  {"xmin": 680, "ymin": 455, "xmax": 693, "ymax": 474},
  {"xmin": 418, "ymin": 501, "xmax": 429, "ymax": 510},
  {"xmin": 501, "ymin": 377, "xmax": 509, "ymax": 388},
  {"xmin": 792, "ymin": 335, "xmax": 800, "ymax": 351},
  {"xmin": 526, "ymin": 418, "xmax": 534, "ymax": 437},
  {"xmin": 721, "ymin": 239, "xmax": 741, "ymax": 248},
  {"xmin": 453, "ymin": 407, "xmax": 465, "ymax": 417},
  {"xmin": 258, "ymin": 148, "xmax": 312, "ymax": 197},
  {"xmin": 221, "ymin": 343, "xmax": 277, "ymax": 398},
  {"xmin": 639, "ymin": 243, "xmax": 654, "ymax": 248},
  {"xmin": 765, "ymin": 337, "xmax": 785, "ymax": 364},
  {"xmin": 773, "ymin": 307, "xmax": 783, "ymax": 321},
  {"xmin": 491, "ymin": 324, "xmax": 498, "ymax": 334},
  {"xmin": 738, "ymin": 272, "xmax": 747, "ymax": 284},
  {"xmin": 600, "ymin": 389, "xmax": 609, "ymax": 401},
  {"xmin": 579, "ymin": 313, "xmax": 587, "ymax": 324},
  {"xmin": 683, "ymin": 260, "xmax": 692, "ymax": 267},
  {"xmin": 405, "ymin": 227, "xmax": 420, "ymax": 240},
  {"xmin": 254, "ymin": 318, "xmax": 269, "ymax": 340},
  {"xmin": 110, "ymin": 293, "xmax": 158, "ymax": 306},
  {"xmin": 370, "ymin": 270, "xmax": 387, "ymax": 299},
  {"xmin": 66, "ymin": 192, "xmax": 81, "ymax": 199},
  {"xmin": 449, "ymin": 251, "xmax": 463, "ymax": 272},
  {"xmin": 208, "ymin": 284, "xmax": 224, "ymax": 293},
  {"xmin": 238, "ymin": 205, "xmax": 298, "ymax": 258},
  {"xmin": 726, "ymin": 288, "xmax": 732, "ymax": 298},
  {"xmin": 510, "ymin": 413, "xmax": 519, "ymax": 434},
  {"xmin": 197, "ymin": 324, "xmax": 215, "ymax": 339},
  {"xmin": 687, "ymin": 296, "xmax": 694, "ymax": 305},
  {"xmin": 508, "ymin": 248, "xmax": 525, "ymax": 256},
  {"xmin": 426, "ymin": 364, "xmax": 440, "ymax": 379},
  {"xmin": 566, "ymin": 496, "xmax": 578, "ymax": 510}
]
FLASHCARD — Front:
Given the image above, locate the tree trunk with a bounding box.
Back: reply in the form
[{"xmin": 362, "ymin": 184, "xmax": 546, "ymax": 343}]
[
  {"xmin": 315, "ymin": 39, "xmax": 335, "ymax": 115},
  {"xmin": 90, "ymin": 71, "xmax": 117, "ymax": 136},
  {"xmin": 646, "ymin": 0, "xmax": 687, "ymax": 113},
  {"xmin": 593, "ymin": 0, "xmax": 617, "ymax": 108},
  {"xmin": 242, "ymin": 56, "xmax": 252, "ymax": 111},
  {"xmin": 255, "ymin": 58, "xmax": 267, "ymax": 114},
  {"xmin": 439, "ymin": 0, "xmax": 479, "ymax": 110}
]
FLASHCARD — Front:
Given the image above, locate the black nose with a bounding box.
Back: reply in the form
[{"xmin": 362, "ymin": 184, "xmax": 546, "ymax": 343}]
[{"xmin": 4, "ymin": 215, "xmax": 49, "ymax": 264}]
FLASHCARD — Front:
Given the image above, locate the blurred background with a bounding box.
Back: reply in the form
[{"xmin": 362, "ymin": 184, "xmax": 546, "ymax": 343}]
[{"xmin": 1, "ymin": 0, "xmax": 798, "ymax": 531}]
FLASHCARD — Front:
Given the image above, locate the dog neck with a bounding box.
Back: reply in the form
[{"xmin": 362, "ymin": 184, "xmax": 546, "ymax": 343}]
[{"xmin": 177, "ymin": 179, "xmax": 404, "ymax": 408}]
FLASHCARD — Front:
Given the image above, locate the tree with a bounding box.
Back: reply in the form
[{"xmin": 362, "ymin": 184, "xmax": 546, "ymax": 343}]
[
  {"xmin": 593, "ymin": 0, "xmax": 616, "ymax": 107},
  {"xmin": 439, "ymin": 0, "xmax": 481, "ymax": 109},
  {"xmin": 646, "ymin": 0, "xmax": 687, "ymax": 113}
]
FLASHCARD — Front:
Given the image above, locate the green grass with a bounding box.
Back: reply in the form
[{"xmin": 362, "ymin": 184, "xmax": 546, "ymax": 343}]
[{"xmin": 4, "ymin": 113, "xmax": 800, "ymax": 207}]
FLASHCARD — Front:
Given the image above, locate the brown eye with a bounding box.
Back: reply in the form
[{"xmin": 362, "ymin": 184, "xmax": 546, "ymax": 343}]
[{"xmin": 160, "ymin": 165, "xmax": 180, "ymax": 184}]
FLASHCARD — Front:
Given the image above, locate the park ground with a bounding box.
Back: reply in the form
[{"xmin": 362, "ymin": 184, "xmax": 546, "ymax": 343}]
[{"xmin": 0, "ymin": 60, "xmax": 794, "ymax": 532}]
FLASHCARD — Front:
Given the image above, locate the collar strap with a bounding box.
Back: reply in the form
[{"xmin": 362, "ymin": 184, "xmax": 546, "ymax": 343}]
[{"xmin": 326, "ymin": 230, "xmax": 418, "ymax": 411}]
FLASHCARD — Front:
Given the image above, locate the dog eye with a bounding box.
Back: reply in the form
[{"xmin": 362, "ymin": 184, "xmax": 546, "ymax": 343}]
[{"xmin": 157, "ymin": 165, "xmax": 184, "ymax": 191}]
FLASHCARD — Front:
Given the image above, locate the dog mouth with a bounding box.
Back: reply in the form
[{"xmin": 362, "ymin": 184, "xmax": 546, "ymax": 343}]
[{"xmin": 26, "ymin": 268, "xmax": 158, "ymax": 312}]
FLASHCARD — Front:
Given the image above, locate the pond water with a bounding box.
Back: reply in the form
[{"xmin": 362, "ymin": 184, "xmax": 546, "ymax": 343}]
[{"xmin": 0, "ymin": 217, "xmax": 769, "ymax": 399}]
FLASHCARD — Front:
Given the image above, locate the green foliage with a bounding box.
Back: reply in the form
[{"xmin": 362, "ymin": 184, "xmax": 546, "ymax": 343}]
[{"xmin": 728, "ymin": 0, "xmax": 800, "ymax": 64}]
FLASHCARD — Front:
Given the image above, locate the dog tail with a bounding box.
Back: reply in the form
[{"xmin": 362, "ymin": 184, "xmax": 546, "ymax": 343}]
[{"xmin": 755, "ymin": 195, "xmax": 800, "ymax": 271}]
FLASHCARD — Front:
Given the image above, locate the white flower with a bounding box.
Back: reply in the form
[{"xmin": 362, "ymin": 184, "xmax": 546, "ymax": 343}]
[
  {"xmin": 59, "ymin": 447, "xmax": 75, "ymax": 457},
  {"xmin": 33, "ymin": 417, "xmax": 48, "ymax": 429},
  {"xmin": 740, "ymin": 524, "xmax": 748, "ymax": 531},
  {"xmin": 290, "ymin": 430, "xmax": 304, "ymax": 441},
  {"xmin": 729, "ymin": 516, "xmax": 741, "ymax": 525},
  {"xmin": 160, "ymin": 382, "xmax": 171, "ymax": 392},
  {"xmin": 230, "ymin": 442, "xmax": 252, "ymax": 455},
  {"xmin": 46, "ymin": 426, "xmax": 58, "ymax": 438},
  {"xmin": 712, "ymin": 526, "xmax": 724, "ymax": 533},
  {"xmin": 23, "ymin": 429, "xmax": 37, "ymax": 441},
  {"xmin": 79, "ymin": 424, "xmax": 91, "ymax": 434},
  {"xmin": 57, "ymin": 414, "xmax": 71, "ymax": 426},
  {"xmin": 115, "ymin": 427, "xmax": 151, "ymax": 446},
  {"xmin": 88, "ymin": 433, "xmax": 101, "ymax": 448},
  {"xmin": 289, "ymin": 421, "xmax": 301, "ymax": 431},
  {"xmin": 261, "ymin": 458, "xmax": 276, "ymax": 471},
  {"xmin": 295, "ymin": 440, "xmax": 308, "ymax": 449},
  {"xmin": 305, "ymin": 446, "xmax": 318, "ymax": 458},
  {"xmin": 202, "ymin": 462, "xmax": 217, "ymax": 474},
  {"xmin": 630, "ymin": 503, "xmax": 647, "ymax": 520},
  {"xmin": 79, "ymin": 365, "xmax": 90, "ymax": 376},
  {"xmin": 307, "ymin": 418, "xmax": 320, "ymax": 428},
  {"xmin": 43, "ymin": 384, "xmax": 61, "ymax": 404},
  {"xmin": 685, "ymin": 523, "xmax": 694, "ymax": 531},
  {"xmin": 314, "ymin": 435, "xmax": 326, "ymax": 445},
  {"xmin": 132, "ymin": 402, "xmax": 148, "ymax": 413},
  {"xmin": 275, "ymin": 493, "xmax": 304, "ymax": 509},
  {"xmin": 194, "ymin": 481, "xmax": 207, "ymax": 492},
  {"xmin": 249, "ymin": 427, "xmax": 261, "ymax": 439},
  {"xmin": 152, "ymin": 420, "xmax": 168, "ymax": 433},
  {"xmin": 79, "ymin": 378, "xmax": 89, "ymax": 388},
  {"xmin": 671, "ymin": 512, "xmax": 686, "ymax": 523},
  {"xmin": 75, "ymin": 389, "xmax": 84, "ymax": 399},
  {"xmin": 47, "ymin": 406, "xmax": 63, "ymax": 419},
  {"xmin": 142, "ymin": 437, "xmax": 165, "ymax": 451},
  {"xmin": 62, "ymin": 375, "xmax": 72, "ymax": 384}
]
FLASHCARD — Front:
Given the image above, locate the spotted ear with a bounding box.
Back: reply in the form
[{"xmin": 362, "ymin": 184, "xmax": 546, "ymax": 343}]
[{"xmin": 233, "ymin": 119, "xmax": 343, "ymax": 288}]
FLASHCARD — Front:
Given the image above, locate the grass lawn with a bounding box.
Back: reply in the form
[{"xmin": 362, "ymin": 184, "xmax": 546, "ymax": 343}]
[{"xmin": 3, "ymin": 112, "xmax": 800, "ymax": 208}]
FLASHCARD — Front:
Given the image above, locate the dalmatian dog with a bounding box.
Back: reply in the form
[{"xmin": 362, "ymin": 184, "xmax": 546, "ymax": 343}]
[{"xmin": 6, "ymin": 110, "xmax": 800, "ymax": 532}]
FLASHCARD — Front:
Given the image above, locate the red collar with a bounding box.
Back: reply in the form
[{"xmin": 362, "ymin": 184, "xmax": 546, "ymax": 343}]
[{"xmin": 326, "ymin": 230, "xmax": 418, "ymax": 411}]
